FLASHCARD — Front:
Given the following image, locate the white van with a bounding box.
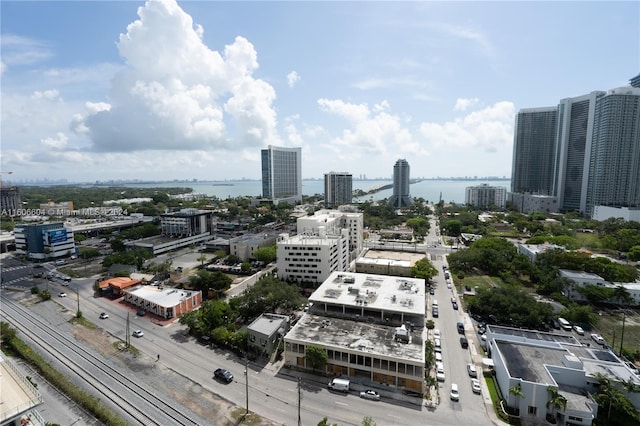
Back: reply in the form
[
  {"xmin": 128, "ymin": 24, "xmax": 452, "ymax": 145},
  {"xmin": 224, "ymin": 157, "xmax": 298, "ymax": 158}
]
[
  {"xmin": 432, "ymin": 299, "xmax": 438, "ymax": 307},
  {"xmin": 435, "ymin": 352, "xmax": 442, "ymax": 362},
  {"xmin": 328, "ymin": 378, "xmax": 350, "ymax": 392}
]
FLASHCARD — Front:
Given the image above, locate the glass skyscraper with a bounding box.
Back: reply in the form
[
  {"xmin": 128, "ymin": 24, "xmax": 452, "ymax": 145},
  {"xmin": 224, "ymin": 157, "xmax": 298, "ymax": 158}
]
[
  {"xmin": 388, "ymin": 159, "xmax": 413, "ymax": 208},
  {"xmin": 261, "ymin": 145, "xmax": 302, "ymax": 204}
]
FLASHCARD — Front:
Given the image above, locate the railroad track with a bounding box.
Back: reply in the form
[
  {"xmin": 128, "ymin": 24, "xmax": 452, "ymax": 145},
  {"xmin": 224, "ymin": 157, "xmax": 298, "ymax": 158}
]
[{"xmin": 1, "ymin": 296, "xmax": 205, "ymax": 426}]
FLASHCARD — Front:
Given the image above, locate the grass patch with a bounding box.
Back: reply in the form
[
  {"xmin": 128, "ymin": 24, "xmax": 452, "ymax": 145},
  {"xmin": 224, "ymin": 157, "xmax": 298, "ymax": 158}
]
[
  {"xmin": 595, "ymin": 311, "xmax": 640, "ymax": 361},
  {"xmin": 3, "ymin": 336, "xmax": 127, "ymax": 426},
  {"xmin": 574, "ymin": 232, "xmax": 601, "ymax": 249},
  {"xmin": 460, "ymin": 275, "xmax": 504, "ymax": 291},
  {"xmin": 113, "ymin": 340, "xmax": 140, "ymax": 356},
  {"xmin": 484, "ymin": 372, "xmax": 520, "ymax": 425},
  {"xmin": 70, "ymin": 315, "xmax": 97, "ymax": 330},
  {"xmin": 230, "ymin": 407, "xmax": 264, "ymax": 425}
]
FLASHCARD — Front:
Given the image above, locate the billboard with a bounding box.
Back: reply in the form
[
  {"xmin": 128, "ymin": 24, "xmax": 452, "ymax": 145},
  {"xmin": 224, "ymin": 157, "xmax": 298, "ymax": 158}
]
[{"xmin": 47, "ymin": 229, "xmax": 68, "ymax": 244}]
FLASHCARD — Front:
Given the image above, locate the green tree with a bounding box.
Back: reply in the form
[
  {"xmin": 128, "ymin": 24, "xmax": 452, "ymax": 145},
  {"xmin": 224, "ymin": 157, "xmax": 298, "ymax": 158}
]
[
  {"xmin": 628, "ymin": 245, "xmax": 640, "ymax": 261},
  {"xmin": 546, "ymin": 386, "xmax": 567, "ymax": 423},
  {"xmin": 317, "ymin": 418, "xmax": 337, "ymax": 426},
  {"xmin": 0, "ymin": 322, "xmax": 17, "ymax": 346},
  {"xmin": 305, "ymin": 345, "xmax": 328, "ymax": 371},
  {"xmin": 509, "ymin": 384, "xmax": 525, "ymax": 414},
  {"xmin": 197, "ymin": 254, "xmax": 208, "ymax": 266},
  {"xmin": 254, "ymin": 246, "xmax": 277, "ymax": 263},
  {"xmin": 362, "ymin": 417, "xmax": 377, "ymax": 426},
  {"xmin": 410, "ymin": 257, "xmax": 438, "ymax": 282}
]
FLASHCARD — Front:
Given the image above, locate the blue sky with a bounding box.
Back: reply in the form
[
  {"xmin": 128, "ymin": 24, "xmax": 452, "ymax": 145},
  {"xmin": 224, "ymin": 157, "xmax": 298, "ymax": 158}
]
[{"xmin": 1, "ymin": 0, "xmax": 638, "ymax": 183}]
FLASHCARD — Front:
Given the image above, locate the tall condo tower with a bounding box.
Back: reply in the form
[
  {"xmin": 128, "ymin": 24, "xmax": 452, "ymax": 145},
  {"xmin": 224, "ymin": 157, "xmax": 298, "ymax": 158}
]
[
  {"xmin": 511, "ymin": 107, "xmax": 558, "ymax": 195},
  {"xmin": 324, "ymin": 172, "xmax": 352, "ymax": 208},
  {"xmin": 553, "ymin": 91, "xmax": 604, "ymax": 212},
  {"xmin": 388, "ymin": 159, "xmax": 413, "ymax": 208},
  {"xmin": 261, "ymin": 145, "xmax": 302, "ymax": 204},
  {"xmin": 585, "ymin": 87, "xmax": 640, "ymax": 215}
]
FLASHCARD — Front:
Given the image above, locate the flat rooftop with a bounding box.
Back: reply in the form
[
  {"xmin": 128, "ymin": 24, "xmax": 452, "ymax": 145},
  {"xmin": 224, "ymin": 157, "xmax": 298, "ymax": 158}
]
[
  {"xmin": 487, "ymin": 325, "xmax": 580, "ymax": 345},
  {"xmin": 497, "ymin": 340, "xmax": 565, "ymax": 384},
  {"xmin": 309, "ymin": 271, "xmax": 425, "ymax": 316},
  {"xmin": 249, "ymin": 314, "xmax": 289, "ymax": 335},
  {"xmin": 286, "ymin": 313, "xmax": 425, "ymax": 363},
  {"xmin": 126, "ymin": 286, "xmax": 199, "ymax": 308}
]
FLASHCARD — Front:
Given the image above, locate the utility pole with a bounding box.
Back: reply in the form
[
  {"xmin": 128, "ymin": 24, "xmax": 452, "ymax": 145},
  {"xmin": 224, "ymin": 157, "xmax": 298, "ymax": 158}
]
[
  {"xmin": 126, "ymin": 313, "xmax": 130, "ymax": 348},
  {"xmin": 75, "ymin": 286, "xmax": 80, "ymax": 317},
  {"xmin": 619, "ymin": 310, "xmax": 627, "ymax": 356},
  {"xmin": 297, "ymin": 377, "xmax": 302, "ymax": 426},
  {"xmin": 245, "ymin": 359, "xmax": 249, "ymax": 415}
]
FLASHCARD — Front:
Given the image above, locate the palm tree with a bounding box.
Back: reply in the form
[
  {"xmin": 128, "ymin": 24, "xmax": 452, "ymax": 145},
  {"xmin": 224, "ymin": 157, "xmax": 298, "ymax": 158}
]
[
  {"xmin": 612, "ymin": 286, "xmax": 633, "ymax": 305},
  {"xmin": 546, "ymin": 386, "xmax": 567, "ymax": 423},
  {"xmin": 508, "ymin": 384, "xmax": 525, "ymax": 416}
]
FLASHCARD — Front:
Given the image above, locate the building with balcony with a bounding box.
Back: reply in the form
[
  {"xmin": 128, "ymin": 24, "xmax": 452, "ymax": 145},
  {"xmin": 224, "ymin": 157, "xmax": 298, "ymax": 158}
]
[
  {"xmin": 324, "ymin": 172, "xmax": 353, "ymax": 208},
  {"xmin": 296, "ymin": 209, "xmax": 363, "ymax": 260},
  {"xmin": 465, "ymin": 184, "xmax": 507, "ymax": 209}
]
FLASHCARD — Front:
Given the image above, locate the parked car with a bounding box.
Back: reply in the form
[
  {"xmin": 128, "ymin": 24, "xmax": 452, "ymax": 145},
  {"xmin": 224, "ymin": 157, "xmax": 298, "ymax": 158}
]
[
  {"xmin": 359, "ymin": 390, "xmax": 380, "ymax": 401},
  {"xmin": 214, "ymin": 368, "xmax": 233, "ymax": 383},
  {"xmin": 433, "ymin": 329, "xmax": 441, "ymax": 339},
  {"xmin": 58, "ymin": 292, "xmax": 67, "ymax": 297},
  {"xmin": 591, "ymin": 333, "xmax": 605, "ymax": 345},
  {"xmin": 460, "ymin": 337, "xmax": 469, "ymax": 348},
  {"xmin": 452, "ymin": 301, "xmax": 459, "ymax": 310},
  {"xmin": 573, "ymin": 325, "xmax": 585, "ymax": 335},
  {"xmin": 450, "ymin": 383, "xmax": 460, "ymax": 401},
  {"xmin": 471, "ymin": 378, "xmax": 481, "ymax": 394},
  {"xmin": 99, "ymin": 312, "xmax": 109, "ymax": 319},
  {"xmin": 467, "ymin": 363, "xmax": 477, "ymax": 377},
  {"xmin": 133, "ymin": 330, "xmax": 144, "ymax": 338},
  {"xmin": 136, "ymin": 310, "xmax": 146, "ymax": 316},
  {"xmin": 429, "ymin": 287, "xmax": 435, "ymax": 295}
]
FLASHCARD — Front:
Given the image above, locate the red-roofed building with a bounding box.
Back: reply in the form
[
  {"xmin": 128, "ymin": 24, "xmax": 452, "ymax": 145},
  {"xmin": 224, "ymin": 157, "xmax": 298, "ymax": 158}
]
[{"xmin": 98, "ymin": 277, "xmax": 141, "ymax": 297}]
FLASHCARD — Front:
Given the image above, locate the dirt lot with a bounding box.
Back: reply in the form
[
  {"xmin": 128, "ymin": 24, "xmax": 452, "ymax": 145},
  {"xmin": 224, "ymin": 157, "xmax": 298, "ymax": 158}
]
[{"xmin": 71, "ymin": 323, "xmax": 276, "ymax": 425}]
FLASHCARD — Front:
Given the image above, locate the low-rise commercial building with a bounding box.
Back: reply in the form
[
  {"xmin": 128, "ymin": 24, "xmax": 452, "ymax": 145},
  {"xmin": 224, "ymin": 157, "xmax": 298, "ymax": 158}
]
[
  {"xmin": 230, "ymin": 232, "xmax": 280, "ymax": 261},
  {"xmin": 508, "ymin": 193, "xmax": 559, "ymax": 214},
  {"xmin": 122, "ymin": 285, "xmax": 202, "ymax": 319},
  {"xmin": 247, "ymin": 313, "xmax": 290, "ymax": 357},
  {"xmin": 160, "ymin": 208, "xmax": 214, "ymax": 237},
  {"xmin": 485, "ymin": 325, "xmax": 640, "ymax": 425},
  {"xmin": 284, "ymin": 272, "xmax": 426, "ymax": 397},
  {"xmin": 518, "ymin": 243, "xmax": 564, "ymax": 263},
  {"xmin": 355, "ymin": 249, "xmax": 424, "ymax": 277},
  {"xmin": 560, "ymin": 269, "xmax": 640, "ymax": 305}
]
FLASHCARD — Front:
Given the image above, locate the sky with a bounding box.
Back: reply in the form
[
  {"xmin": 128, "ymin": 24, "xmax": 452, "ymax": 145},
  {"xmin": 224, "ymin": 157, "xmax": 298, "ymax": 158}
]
[{"xmin": 1, "ymin": 1, "xmax": 638, "ymax": 184}]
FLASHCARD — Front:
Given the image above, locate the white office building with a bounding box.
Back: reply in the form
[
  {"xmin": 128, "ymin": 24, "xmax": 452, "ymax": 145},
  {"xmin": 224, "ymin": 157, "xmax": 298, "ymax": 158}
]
[
  {"xmin": 296, "ymin": 209, "xmax": 364, "ymax": 260},
  {"xmin": 14, "ymin": 222, "xmax": 76, "ymax": 260},
  {"xmin": 276, "ymin": 231, "xmax": 349, "ymax": 285},
  {"xmin": 486, "ymin": 325, "xmax": 640, "ymax": 425}
]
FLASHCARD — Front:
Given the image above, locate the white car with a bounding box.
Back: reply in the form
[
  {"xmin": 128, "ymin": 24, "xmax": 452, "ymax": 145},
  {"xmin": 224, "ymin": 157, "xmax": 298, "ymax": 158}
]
[
  {"xmin": 436, "ymin": 371, "xmax": 446, "ymax": 382},
  {"xmin": 99, "ymin": 312, "xmax": 109, "ymax": 319},
  {"xmin": 450, "ymin": 383, "xmax": 460, "ymax": 401},
  {"xmin": 133, "ymin": 330, "xmax": 144, "ymax": 338},
  {"xmin": 573, "ymin": 325, "xmax": 585, "ymax": 335},
  {"xmin": 467, "ymin": 363, "xmax": 477, "ymax": 377},
  {"xmin": 471, "ymin": 378, "xmax": 481, "ymax": 394},
  {"xmin": 58, "ymin": 292, "xmax": 67, "ymax": 297},
  {"xmin": 433, "ymin": 329, "xmax": 441, "ymax": 339},
  {"xmin": 591, "ymin": 333, "xmax": 605, "ymax": 345},
  {"xmin": 359, "ymin": 390, "xmax": 380, "ymax": 401}
]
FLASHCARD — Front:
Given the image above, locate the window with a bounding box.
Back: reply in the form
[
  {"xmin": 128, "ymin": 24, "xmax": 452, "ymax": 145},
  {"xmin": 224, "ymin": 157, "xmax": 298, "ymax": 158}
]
[{"xmin": 528, "ymin": 406, "xmax": 537, "ymax": 416}]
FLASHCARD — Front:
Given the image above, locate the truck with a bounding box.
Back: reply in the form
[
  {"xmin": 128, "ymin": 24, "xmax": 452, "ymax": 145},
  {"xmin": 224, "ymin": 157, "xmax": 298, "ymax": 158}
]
[{"xmin": 328, "ymin": 378, "xmax": 350, "ymax": 392}]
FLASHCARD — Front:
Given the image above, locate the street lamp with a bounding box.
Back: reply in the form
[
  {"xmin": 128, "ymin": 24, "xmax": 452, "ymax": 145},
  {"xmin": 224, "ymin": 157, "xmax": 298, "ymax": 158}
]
[
  {"xmin": 619, "ymin": 310, "xmax": 627, "ymax": 356},
  {"xmin": 244, "ymin": 359, "xmax": 249, "ymax": 415}
]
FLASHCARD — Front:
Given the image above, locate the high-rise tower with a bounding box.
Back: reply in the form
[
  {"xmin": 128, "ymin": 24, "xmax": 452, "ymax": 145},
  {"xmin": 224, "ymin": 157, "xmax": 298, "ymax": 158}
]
[
  {"xmin": 261, "ymin": 145, "xmax": 302, "ymax": 204},
  {"xmin": 324, "ymin": 172, "xmax": 352, "ymax": 208},
  {"xmin": 388, "ymin": 159, "xmax": 413, "ymax": 208},
  {"xmin": 585, "ymin": 87, "xmax": 640, "ymax": 215},
  {"xmin": 511, "ymin": 107, "xmax": 557, "ymax": 195}
]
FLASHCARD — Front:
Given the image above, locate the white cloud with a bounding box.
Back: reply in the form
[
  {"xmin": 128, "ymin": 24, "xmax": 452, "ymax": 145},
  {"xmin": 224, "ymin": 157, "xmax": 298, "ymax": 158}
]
[
  {"xmin": 318, "ymin": 98, "xmax": 421, "ymax": 157},
  {"xmin": 454, "ymin": 98, "xmax": 480, "ymax": 111},
  {"xmin": 0, "ymin": 35, "xmax": 53, "ymax": 71},
  {"xmin": 420, "ymin": 101, "xmax": 515, "ymax": 152},
  {"xmin": 79, "ymin": 0, "xmax": 280, "ymax": 152},
  {"xmin": 41, "ymin": 132, "xmax": 68, "ymax": 149},
  {"xmin": 352, "ymin": 76, "xmax": 430, "ymax": 90},
  {"xmin": 287, "ymin": 71, "xmax": 300, "ymax": 88},
  {"xmin": 31, "ymin": 89, "xmax": 61, "ymax": 101}
]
